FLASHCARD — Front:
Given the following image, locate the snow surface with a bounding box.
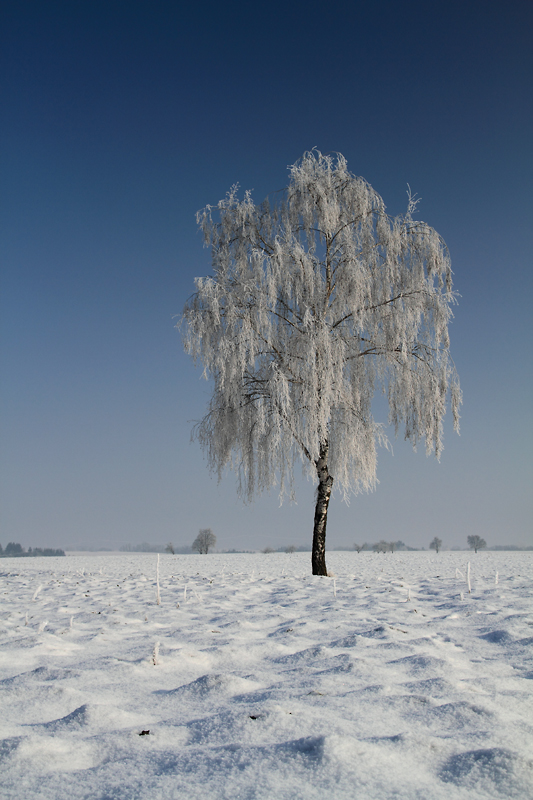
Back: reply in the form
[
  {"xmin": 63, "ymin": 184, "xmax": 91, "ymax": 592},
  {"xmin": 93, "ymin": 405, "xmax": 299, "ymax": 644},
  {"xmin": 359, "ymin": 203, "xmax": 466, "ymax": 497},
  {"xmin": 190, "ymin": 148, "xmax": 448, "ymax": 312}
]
[{"xmin": 0, "ymin": 551, "xmax": 532, "ymax": 800}]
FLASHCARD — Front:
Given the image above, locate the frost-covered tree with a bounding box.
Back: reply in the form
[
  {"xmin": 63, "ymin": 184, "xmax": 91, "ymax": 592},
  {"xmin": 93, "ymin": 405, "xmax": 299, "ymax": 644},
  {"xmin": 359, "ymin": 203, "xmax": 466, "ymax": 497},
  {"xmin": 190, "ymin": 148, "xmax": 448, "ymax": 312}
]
[
  {"xmin": 192, "ymin": 529, "xmax": 216, "ymax": 554},
  {"xmin": 182, "ymin": 151, "xmax": 461, "ymax": 576},
  {"xmin": 430, "ymin": 536, "xmax": 443, "ymax": 553},
  {"xmin": 467, "ymin": 535, "xmax": 486, "ymax": 553}
]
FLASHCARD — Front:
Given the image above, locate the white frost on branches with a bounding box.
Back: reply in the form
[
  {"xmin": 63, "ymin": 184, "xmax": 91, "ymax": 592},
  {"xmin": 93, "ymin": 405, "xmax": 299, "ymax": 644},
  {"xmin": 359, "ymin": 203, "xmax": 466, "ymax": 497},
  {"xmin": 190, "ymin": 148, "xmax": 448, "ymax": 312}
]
[{"xmin": 181, "ymin": 151, "xmax": 461, "ymax": 502}]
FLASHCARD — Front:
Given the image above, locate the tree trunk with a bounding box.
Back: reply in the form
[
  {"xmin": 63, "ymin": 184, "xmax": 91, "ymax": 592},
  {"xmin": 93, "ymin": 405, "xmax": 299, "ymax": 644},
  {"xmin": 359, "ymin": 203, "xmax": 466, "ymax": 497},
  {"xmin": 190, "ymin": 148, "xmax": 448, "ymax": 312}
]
[{"xmin": 312, "ymin": 443, "xmax": 333, "ymax": 576}]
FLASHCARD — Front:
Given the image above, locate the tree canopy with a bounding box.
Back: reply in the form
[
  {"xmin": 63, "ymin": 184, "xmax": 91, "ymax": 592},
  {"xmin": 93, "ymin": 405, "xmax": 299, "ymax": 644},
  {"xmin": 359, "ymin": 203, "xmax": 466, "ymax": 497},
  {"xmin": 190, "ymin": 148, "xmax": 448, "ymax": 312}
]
[{"xmin": 182, "ymin": 151, "xmax": 461, "ymax": 574}]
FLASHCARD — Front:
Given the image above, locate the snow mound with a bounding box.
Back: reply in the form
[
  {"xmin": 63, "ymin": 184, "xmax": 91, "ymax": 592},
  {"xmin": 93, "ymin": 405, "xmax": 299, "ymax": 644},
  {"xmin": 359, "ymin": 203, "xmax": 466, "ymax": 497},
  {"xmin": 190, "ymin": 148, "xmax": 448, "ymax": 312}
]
[
  {"xmin": 388, "ymin": 653, "xmax": 446, "ymax": 673},
  {"xmin": 162, "ymin": 672, "xmax": 262, "ymax": 697},
  {"xmin": 34, "ymin": 702, "xmax": 141, "ymax": 732},
  {"xmin": 0, "ymin": 666, "xmax": 80, "ymax": 685},
  {"xmin": 439, "ymin": 747, "xmax": 533, "ymax": 797},
  {"xmin": 480, "ymin": 629, "xmax": 513, "ymax": 644}
]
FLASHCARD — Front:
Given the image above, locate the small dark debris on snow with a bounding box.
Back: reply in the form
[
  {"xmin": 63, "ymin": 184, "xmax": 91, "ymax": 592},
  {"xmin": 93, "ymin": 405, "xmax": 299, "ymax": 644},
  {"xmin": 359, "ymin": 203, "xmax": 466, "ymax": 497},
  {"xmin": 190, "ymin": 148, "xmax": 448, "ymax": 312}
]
[{"xmin": 139, "ymin": 730, "xmax": 150, "ymax": 736}]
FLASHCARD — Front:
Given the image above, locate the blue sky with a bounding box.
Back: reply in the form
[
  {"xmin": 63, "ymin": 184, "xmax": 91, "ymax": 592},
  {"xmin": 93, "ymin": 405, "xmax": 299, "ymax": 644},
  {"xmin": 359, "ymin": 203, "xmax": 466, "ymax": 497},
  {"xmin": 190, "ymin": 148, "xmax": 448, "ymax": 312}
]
[{"xmin": 1, "ymin": 0, "xmax": 532, "ymax": 551}]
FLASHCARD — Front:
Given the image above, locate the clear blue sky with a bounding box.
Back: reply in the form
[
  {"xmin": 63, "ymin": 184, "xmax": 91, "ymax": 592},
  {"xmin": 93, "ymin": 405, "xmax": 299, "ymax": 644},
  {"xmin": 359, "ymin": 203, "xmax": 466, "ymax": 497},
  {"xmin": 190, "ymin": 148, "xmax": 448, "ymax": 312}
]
[{"xmin": 1, "ymin": 0, "xmax": 532, "ymax": 551}]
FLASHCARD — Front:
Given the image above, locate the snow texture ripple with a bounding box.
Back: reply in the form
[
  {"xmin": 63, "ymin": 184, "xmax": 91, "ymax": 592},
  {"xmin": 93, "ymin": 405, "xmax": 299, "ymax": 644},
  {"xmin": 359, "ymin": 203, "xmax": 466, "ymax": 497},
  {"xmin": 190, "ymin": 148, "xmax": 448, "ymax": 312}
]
[{"xmin": 0, "ymin": 551, "xmax": 532, "ymax": 799}]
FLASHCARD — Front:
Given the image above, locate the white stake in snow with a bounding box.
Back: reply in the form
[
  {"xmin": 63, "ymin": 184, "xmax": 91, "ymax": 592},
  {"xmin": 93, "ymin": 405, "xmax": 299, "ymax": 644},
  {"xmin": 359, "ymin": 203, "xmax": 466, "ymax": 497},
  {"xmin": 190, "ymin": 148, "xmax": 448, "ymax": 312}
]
[
  {"xmin": 69, "ymin": 616, "xmax": 73, "ymax": 628},
  {"xmin": 333, "ymin": 578, "xmax": 337, "ymax": 598},
  {"xmin": 32, "ymin": 585, "xmax": 42, "ymax": 601},
  {"xmin": 407, "ymin": 587, "xmax": 411, "ymax": 602},
  {"xmin": 156, "ymin": 554, "xmax": 161, "ymax": 605},
  {"xmin": 467, "ymin": 561, "xmax": 471, "ymax": 594},
  {"xmin": 152, "ymin": 641, "xmax": 160, "ymax": 665},
  {"xmin": 183, "ymin": 584, "xmax": 187, "ymax": 603},
  {"xmin": 495, "ymin": 571, "xmax": 499, "ymax": 586},
  {"xmin": 38, "ymin": 620, "xmax": 48, "ymax": 633}
]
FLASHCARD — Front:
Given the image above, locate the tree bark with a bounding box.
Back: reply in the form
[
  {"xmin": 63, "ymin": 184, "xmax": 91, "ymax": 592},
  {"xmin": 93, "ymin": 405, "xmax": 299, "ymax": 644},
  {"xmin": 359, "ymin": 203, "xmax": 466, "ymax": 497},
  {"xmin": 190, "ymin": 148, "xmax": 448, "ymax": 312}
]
[{"xmin": 312, "ymin": 443, "xmax": 333, "ymax": 576}]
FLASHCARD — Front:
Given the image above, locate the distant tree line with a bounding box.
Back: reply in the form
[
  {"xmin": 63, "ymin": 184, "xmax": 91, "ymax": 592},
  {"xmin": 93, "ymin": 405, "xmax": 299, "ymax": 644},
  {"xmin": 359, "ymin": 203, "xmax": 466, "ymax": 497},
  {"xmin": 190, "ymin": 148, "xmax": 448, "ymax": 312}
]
[
  {"xmin": 0, "ymin": 542, "xmax": 65, "ymax": 558},
  {"xmin": 353, "ymin": 540, "xmax": 418, "ymax": 553},
  {"xmin": 120, "ymin": 543, "xmax": 193, "ymax": 554},
  {"xmin": 430, "ymin": 536, "xmax": 488, "ymax": 553},
  {"xmin": 113, "ymin": 537, "xmax": 530, "ymax": 556},
  {"xmin": 489, "ymin": 544, "xmax": 533, "ymax": 551}
]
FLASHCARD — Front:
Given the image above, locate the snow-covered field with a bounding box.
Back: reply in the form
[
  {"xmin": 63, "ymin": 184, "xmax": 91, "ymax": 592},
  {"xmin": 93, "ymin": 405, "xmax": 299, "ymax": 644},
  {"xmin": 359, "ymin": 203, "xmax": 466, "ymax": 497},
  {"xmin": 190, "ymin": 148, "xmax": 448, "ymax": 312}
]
[{"xmin": 0, "ymin": 551, "xmax": 532, "ymax": 800}]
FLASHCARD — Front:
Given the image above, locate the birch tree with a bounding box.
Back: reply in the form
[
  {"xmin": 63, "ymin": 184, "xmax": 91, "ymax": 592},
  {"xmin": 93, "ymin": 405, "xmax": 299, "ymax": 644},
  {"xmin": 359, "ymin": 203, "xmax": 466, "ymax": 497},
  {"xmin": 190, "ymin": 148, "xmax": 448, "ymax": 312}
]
[{"xmin": 181, "ymin": 151, "xmax": 461, "ymax": 576}]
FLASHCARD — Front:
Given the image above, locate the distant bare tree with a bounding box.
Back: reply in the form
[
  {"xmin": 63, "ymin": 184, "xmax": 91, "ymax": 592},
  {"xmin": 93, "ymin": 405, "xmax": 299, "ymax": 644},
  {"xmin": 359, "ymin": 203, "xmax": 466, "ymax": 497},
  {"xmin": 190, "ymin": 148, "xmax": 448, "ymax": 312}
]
[
  {"xmin": 192, "ymin": 528, "xmax": 217, "ymax": 554},
  {"xmin": 429, "ymin": 536, "xmax": 442, "ymax": 553},
  {"xmin": 354, "ymin": 543, "xmax": 362, "ymax": 553},
  {"xmin": 467, "ymin": 535, "xmax": 486, "ymax": 553},
  {"xmin": 373, "ymin": 540, "xmax": 389, "ymax": 553},
  {"xmin": 165, "ymin": 542, "xmax": 175, "ymax": 554},
  {"xmin": 262, "ymin": 546, "xmax": 275, "ymax": 554},
  {"xmin": 285, "ymin": 545, "xmax": 296, "ymax": 553},
  {"xmin": 389, "ymin": 541, "xmax": 396, "ymax": 553}
]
